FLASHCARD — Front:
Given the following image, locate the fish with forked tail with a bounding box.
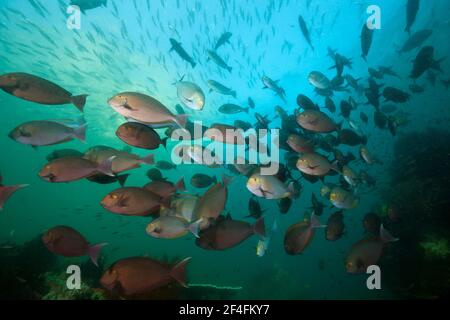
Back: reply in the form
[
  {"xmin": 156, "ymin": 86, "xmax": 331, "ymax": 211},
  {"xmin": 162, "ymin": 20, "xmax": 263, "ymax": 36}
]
[
  {"xmin": 0, "ymin": 174, "xmax": 29, "ymax": 211},
  {"xmin": 360, "ymin": 23, "xmax": 374, "ymax": 61},
  {"xmin": 284, "ymin": 212, "xmax": 326, "ymax": 255},
  {"xmin": 262, "ymin": 76, "xmax": 286, "ymax": 102},
  {"xmin": 196, "ymin": 215, "xmax": 265, "ymax": 250},
  {"xmin": 298, "ymin": 15, "xmax": 314, "ymax": 51},
  {"xmin": 169, "ymin": 38, "xmax": 196, "ymax": 68},
  {"xmin": 405, "ymin": 0, "xmax": 420, "ymax": 35},
  {"xmin": 101, "ymin": 256, "xmax": 191, "ymax": 296},
  {"xmin": 0, "ymin": 73, "xmax": 88, "ymax": 112},
  {"xmin": 42, "ymin": 226, "xmax": 106, "ymax": 266}
]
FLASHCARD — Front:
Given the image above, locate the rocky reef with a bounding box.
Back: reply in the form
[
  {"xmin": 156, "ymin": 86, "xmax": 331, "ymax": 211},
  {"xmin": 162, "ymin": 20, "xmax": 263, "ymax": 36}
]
[
  {"xmin": 0, "ymin": 241, "xmax": 237, "ymax": 300},
  {"xmin": 381, "ymin": 128, "xmax": 450, "ymax": 299}
]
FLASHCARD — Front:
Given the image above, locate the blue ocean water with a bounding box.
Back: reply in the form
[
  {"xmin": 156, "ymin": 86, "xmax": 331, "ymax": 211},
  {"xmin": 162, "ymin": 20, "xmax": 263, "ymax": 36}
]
[{"xmin": 0, "ymin": 0, "xmax": 449, "ymax": 300}]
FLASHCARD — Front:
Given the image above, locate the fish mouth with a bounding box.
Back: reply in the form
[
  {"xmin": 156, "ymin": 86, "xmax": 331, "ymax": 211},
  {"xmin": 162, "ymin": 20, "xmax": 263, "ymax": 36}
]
[
  {"xmin": 40, "ymin": 173, "xmax": 56, "ymax": 182},
  {"xmin": 107, "ymin": 97, "xmax": 126, "ymax": 108},
  {"xmin": 100, "ymin": 200, "xmax": 111, "ymax": 209}
]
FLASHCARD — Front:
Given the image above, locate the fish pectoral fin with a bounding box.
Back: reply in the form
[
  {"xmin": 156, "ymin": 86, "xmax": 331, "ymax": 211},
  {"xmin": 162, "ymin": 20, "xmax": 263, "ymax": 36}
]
[
  {"xmin": 259, "ymin": 187, "xmax": 273, "ymax": 198},
  {"xmin": 122, "ymin": 103, "xmax": 137, "ymax": 111},
  {"xmin": 118, "ymin": 199, "xmax": 128, "ymax": 208}
]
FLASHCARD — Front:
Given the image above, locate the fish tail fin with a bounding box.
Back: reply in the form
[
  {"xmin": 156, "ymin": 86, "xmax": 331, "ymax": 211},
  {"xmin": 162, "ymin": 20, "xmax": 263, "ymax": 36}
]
[
  {"xmin": 175, "ymin": 178, "xmax": 186, "ymax": 192},
  {"xmin": 244, "ymin": 107, "xmax": 250, "ymax": 113},
  {"xmin": 174, "ymin": 114, "xmax": 189, "ymax": 129},
  {"xmin": 77, "ymin": 115, "xmax": 86, "ymax": 126},
  {"xmin": 71, "ymin": 94, "xmax": 88, "ymax": 112},
  {"xmin": 188, "ymin": 219, "xmax": 202, "ymax": 238},
  {"xmin": 116, "ymin": 174, "xmax": 130, "ymax": 187},
  {"xmin": 227, "ymin": 66, "xmax": 232, "ymax": 73},
  {"xmin": 172, "ymin": 74, "xmax": 185, "ymax": 85},
  {"xmin": 253, "ymin": 217, "xmax": 266, "ymax": 237},
  {"xmin": 231, "ymin": 90, "xmax": 237, "ymax": 98},
  {"xmin": 222, "ymin": 174, "xmax": 234, "ymax": 187},
  {"xmin": 140, "ymin": 154, "xmax": 155, "ymax": 165},
  {"xmin": 361, "ymin": 54, "xmax": 367, "ymax": 62},
  {"xmin": 161, "ymin": 137, "xmax": 168, "ymax": 149},
  {"xmin": 310, "ymin": 212, "xmax": 326, "ymax": 229},
  {"xmin": 330, "ymin": 159, "xmax": 341, "ymax": 173},
  {"xmin": 0, "ymin": 184, "xmax": 29, "ymax": 210},
  {"xmin": 73, "ymin": 123, "xmax": 87, "ymax": 143},
  {"xmin": 170, "ymin": 257, "xmax": 192, "ymax": 288},
  {"xmin": 191, "ymin": 62, "xmax": 196, "ymax": 68},
  {"xmin": 432, "ymin": 57, "xmax": 446, "ymax": 72},
  {"xmin": 97, "ymin": 156, "xmax": 116, "ymax": 177},
  {"xmin": 287, "ymin": 182, "xmax": 299, "ymax": 199},
  {"xmin": 380, "ymin": 224, "xmax": 399, "ymax": 243},
  {"xmin": 88, "ymin": 243, "xmax": 107, "ymax": 267}
]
